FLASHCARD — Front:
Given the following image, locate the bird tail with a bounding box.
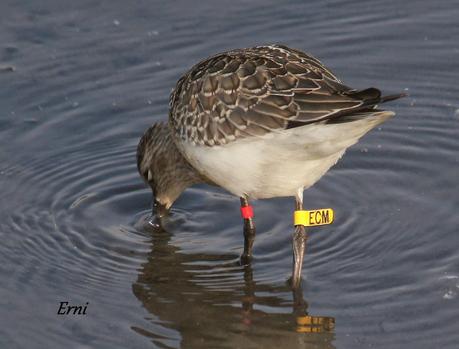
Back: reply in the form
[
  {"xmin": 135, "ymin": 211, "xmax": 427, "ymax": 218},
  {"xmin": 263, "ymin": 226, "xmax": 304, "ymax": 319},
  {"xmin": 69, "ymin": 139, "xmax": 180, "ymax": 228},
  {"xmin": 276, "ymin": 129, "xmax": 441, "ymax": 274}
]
[
  {"xmin": 379, "ymin": 92, "xmax": 408, "ymax": 103},
  {"xmin": 346, "ymin": 87, "xmax": 407, "ymax": 107}
]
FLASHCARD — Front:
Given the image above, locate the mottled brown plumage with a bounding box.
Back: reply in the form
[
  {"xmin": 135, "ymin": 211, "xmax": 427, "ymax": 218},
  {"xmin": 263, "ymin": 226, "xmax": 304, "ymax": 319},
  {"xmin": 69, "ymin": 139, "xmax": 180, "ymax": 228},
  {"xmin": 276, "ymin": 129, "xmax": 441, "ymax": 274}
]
[{"xmin": 169, "ymin": 45, "xmax": 394, "ymax": 146}]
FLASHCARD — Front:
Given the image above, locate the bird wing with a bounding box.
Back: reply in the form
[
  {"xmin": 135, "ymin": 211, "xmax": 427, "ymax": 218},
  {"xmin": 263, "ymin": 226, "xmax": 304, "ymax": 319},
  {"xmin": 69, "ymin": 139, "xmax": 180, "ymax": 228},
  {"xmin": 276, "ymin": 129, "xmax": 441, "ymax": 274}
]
[{"xmin": 169, "ymin": 45, "xmax": 386, "ymax": 146}]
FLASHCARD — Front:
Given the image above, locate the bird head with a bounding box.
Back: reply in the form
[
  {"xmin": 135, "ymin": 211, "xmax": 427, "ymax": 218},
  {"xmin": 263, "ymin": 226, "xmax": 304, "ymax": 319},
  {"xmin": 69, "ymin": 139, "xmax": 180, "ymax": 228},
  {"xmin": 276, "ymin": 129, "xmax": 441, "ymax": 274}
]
[{"xmin": 136, "ymin": 122, "xmax": 201, "ymax": 218}]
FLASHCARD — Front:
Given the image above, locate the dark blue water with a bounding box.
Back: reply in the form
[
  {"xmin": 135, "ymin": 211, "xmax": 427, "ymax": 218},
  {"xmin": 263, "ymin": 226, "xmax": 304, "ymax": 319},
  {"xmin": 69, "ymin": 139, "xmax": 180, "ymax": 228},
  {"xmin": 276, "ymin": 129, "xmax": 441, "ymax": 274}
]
[{"xmin": 1, "ymin": 0, "xmax": 458, "ymax": 348}]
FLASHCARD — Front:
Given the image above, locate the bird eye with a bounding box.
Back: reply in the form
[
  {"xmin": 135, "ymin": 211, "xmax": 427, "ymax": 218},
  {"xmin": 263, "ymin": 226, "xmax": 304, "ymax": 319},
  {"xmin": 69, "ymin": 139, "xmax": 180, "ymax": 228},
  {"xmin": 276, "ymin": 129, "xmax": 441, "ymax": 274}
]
[
  {"xmin": 147, "ymin": 169, "xmax": 153, "ymax": 181},
  {"xmin": 143, "ymin": 170, "xmax": 154, "ymax": 186}
]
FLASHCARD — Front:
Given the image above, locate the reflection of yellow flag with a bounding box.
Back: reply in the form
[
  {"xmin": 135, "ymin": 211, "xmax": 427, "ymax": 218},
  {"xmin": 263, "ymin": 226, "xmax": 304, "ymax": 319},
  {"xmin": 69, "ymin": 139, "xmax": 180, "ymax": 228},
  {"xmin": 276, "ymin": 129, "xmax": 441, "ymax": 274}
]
[
  {"xmin": 296, "ymin": 315, "xmax": 335, "ymax": 333},
  {"xmin": 294, "ymin": 209, "xmax": 334, "ymax": 227}
]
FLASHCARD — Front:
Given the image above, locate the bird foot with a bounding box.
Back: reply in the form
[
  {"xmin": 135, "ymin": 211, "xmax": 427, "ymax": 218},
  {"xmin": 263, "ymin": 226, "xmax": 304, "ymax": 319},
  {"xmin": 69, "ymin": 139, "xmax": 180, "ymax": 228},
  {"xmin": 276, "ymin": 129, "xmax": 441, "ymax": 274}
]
[
  {"xmin": 287, "ymin": 276, "xmax": 303, "ymax": 290},
  {"xmin": 239, "ymin": 253, "xmax": 253, "ymax": 266}
]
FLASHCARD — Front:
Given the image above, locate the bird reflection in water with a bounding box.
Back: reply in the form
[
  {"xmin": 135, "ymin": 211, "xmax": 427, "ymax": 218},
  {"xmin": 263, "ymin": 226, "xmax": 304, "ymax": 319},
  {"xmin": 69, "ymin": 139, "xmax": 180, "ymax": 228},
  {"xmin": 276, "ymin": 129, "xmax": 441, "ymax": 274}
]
[{"xmin": 131, "ymin": 215, "xmax": 335, "ymax": 348}]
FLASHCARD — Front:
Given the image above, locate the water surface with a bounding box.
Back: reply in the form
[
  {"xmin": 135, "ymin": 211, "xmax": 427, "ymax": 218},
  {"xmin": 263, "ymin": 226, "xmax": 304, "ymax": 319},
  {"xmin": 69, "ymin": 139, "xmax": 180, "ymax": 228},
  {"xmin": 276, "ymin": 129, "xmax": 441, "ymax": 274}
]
[{"xmin": 1, "ymin": 0, "xmax": 458, "ymax": 348}]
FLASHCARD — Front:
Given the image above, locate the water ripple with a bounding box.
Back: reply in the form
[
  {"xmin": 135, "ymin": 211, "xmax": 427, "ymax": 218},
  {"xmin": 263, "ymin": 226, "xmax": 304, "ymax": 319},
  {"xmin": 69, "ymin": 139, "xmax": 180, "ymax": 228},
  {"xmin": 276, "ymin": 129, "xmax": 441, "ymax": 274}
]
[{"xmin": 1, "ymin": 1, "xmax": 459, "ymax": 348}]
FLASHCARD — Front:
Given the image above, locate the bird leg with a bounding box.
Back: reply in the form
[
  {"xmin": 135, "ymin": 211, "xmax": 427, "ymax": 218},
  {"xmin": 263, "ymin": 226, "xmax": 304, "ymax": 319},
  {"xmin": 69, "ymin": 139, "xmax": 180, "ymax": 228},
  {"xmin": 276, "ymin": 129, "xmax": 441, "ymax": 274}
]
[
  {"xmin": 292, "ymin": 283, "xmax": 308, "ymax": 317},
  {"xmin": 241, "ymin": 262, "xmax": 256, "ymax": 326},
  {"xmin": 240, "ymin": 196, "xmax": 256, "ymax": 265},
  {"xmin": 292, "ymin": 196, "xmax": 307, "ymax": 288}
]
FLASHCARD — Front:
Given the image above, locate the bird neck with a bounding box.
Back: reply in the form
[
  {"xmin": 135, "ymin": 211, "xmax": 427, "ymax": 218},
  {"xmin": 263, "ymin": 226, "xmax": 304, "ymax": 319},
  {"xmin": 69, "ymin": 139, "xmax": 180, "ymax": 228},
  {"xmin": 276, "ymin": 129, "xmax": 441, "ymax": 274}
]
[{"xmin": 157, "ymin": 127, "xmax": 204, "ymax": 196}]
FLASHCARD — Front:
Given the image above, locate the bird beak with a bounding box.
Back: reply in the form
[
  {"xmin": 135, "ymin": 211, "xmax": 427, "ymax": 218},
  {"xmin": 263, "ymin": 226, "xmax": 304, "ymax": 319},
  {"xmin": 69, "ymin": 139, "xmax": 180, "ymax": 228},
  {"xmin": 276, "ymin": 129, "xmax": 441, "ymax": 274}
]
[{"xmin": 153, "ymin": 199, "xmax": 169, "ymax": 218}]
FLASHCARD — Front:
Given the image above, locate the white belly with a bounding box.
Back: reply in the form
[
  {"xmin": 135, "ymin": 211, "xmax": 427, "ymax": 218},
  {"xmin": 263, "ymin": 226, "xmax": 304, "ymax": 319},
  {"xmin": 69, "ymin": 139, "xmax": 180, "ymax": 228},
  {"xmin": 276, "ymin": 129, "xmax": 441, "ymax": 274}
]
[{"xmin": 177, "ymin": 112, "xmax": 393, "ymax": 199}]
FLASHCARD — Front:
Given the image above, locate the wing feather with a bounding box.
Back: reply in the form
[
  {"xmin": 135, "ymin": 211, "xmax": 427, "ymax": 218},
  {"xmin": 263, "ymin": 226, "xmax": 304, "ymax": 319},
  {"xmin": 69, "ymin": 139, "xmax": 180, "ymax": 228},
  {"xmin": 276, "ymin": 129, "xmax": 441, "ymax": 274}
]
[{"xmin": 169, "ymin": 45, "xmax": 398, "ymax": 146}]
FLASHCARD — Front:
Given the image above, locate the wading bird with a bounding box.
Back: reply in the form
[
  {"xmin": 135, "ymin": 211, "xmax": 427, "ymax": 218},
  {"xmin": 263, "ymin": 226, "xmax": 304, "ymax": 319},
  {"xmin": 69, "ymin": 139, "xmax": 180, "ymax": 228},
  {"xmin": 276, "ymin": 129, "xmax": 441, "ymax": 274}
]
[{"xmin": 137, "ymin": 45, "xmax": 404, "ymax": 287}]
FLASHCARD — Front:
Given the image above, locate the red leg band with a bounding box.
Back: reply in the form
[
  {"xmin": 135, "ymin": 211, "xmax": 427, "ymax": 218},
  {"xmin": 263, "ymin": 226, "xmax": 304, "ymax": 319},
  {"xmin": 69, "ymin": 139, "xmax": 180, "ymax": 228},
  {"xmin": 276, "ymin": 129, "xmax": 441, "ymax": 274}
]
[{"xmin": 240, "ymin": 205, "xmax": 254, "ymax": 219}]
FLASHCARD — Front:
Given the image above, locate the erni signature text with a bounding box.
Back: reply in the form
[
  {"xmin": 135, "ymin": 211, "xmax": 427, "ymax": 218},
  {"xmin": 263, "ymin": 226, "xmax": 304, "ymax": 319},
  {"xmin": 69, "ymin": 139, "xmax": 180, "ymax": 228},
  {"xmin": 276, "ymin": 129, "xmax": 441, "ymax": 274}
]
[{"xmin": 57, "ymin": 301, "xmax": 89, "ymax": 315}]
